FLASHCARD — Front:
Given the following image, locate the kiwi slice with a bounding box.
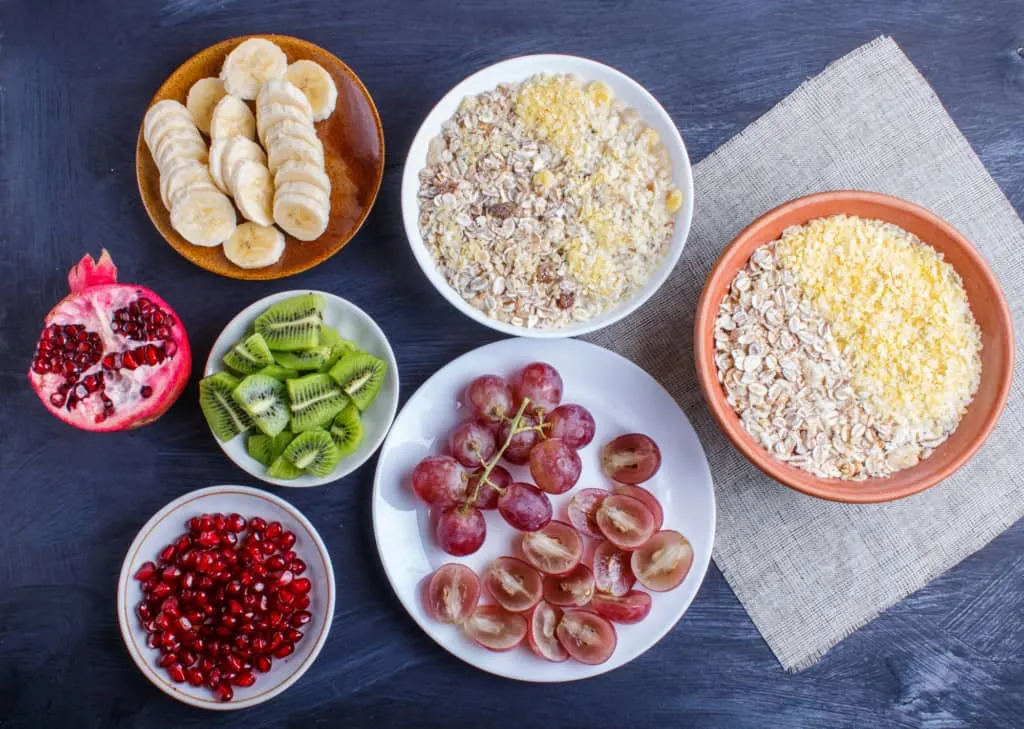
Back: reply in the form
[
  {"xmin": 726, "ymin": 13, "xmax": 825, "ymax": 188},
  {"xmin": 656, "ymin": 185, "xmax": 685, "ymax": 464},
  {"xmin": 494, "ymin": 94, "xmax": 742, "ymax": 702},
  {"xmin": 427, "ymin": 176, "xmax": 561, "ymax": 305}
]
[
  {"xmin": 259, "ymin": 364, "xmax": 300, "ymax": 381},
  {"xmin": 274, "ymin": 346, "xmax": 332, "ymax": 371},
  {"xmin": 247, "ymin": 434, "xmax": 274, "ymax": 466},
  {"xmin": 267, "ymin": 455, "xmax": 303, "ymax": 480},
  {"xmin": 271, "ymin": 430, "xmax": 295, "ymax": 460},
  {"xmin": 223, "ymin": 333, "xmax": 274, "ymax": 374},
  {"xmin": 231, "ymin": 374, "xmax": 290, "ymax": 437},
  {"xmin": 329, "ymin": 403, "xmax": 363, "ymax": 457},
  {"xmin": 320, "ymin": 324, "xmax": 342, "ymax": 348},
  {"xmin": 287, "ymin": 373, "xmax": 348, "ymax": 432},
  {"xmin": 328, "ymin": 352, "xmax": 386, "ymax": 412},
  {"xmin": 199, "ymin": 372, "xmax": 253, "ymax": 441},
  {"xmin": 283, "ymin": 428, "xmax": 341, "ymax": 477},
  {"xmin": 255, "ymin": 293, "xmax": 324, "ymax": 351}
]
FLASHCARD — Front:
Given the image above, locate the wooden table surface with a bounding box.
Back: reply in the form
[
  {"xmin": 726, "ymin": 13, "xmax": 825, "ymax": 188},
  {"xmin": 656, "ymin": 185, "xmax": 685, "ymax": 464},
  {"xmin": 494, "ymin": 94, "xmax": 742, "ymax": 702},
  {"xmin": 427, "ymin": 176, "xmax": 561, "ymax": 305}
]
[{"xmin": 1, "ymin": 1, "xmax": 1021, "ymax": 727}]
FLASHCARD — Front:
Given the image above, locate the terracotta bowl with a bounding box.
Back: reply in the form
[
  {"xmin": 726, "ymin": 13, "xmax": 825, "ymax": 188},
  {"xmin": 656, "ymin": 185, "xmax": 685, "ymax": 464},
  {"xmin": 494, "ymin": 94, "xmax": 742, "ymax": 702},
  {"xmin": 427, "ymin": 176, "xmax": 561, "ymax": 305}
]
[
  {"xmin": 694, "ymin": 191, "xmax": 1014, "ymax": 503},
  {"xmin": 136, "ymin": 34, "xmax": 385, "ymax": 280}
]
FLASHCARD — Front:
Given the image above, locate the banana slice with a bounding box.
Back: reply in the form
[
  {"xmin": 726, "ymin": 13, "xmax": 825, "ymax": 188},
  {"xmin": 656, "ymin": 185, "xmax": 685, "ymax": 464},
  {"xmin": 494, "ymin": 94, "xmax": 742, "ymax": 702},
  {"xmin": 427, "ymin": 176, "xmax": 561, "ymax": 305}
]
[
  {"xmin": 266, "ymin": 137, "xmax": 325, "ymax": 174},
  {"xmin": 186, "ymin": 77, "xmax": 228, "ymax": 135},
  {"xmin": 160, "ymin": 161, "xmax": 212, "ymax": 210},
  {"xmin": 220, "ymin": 38, "xmax": 288, "ymax": 100},
  {"xmin": 156, "ymin": 139, "xmax": 209, "ymax": 173},
  {"xmin": 221, "ymin": 137, "xmax": 268, "ymax": 192},
  {"xmin": 274, "ymin": 160, "xmax": 331, "ymax": 195},
  {"xmin": 223, "ymin": 222, "xmax": 286, "ymax": 269},
  {"xmin": 170, "ymin": 187, "xmax": 237, "ymax": 247},
  {"xmin": 273, "ymin": 191, "xmax": 329, "ymax": 241},
  {"xmin": 229, "ymin": 160, "xmax": 275, "ymax": 226},
  {"xmin": 256, "ymin": 103, "xmax": 313, "ymax": 145},
  {"xmin": 275, "ymin": 181, "xmax": 330, "ymax": 209},
  {"xmin": 169, "ymin": 180, "xmax": 220, "ymax": 211},
  {"xmin": 148, "ymin": 116, "xmax": 202, "ymax": 154},
  {"xmin": 264, "ymin": 119, "xmax": 322, "ymax": 154},
  {"xmin": 152, "ymin": 127, "xmax": 205, "ymax": 167},
  {"xmin": 208, "ymin": 138, "xmax": 231, "ymax": 193},
  {"xmin": 209, "ymin": 95, "xmax": 256, "ymax": 140},
  {"xmin": 256, "ymin": 79, "xmax": 313, "ymax": 121},
  {"xmin": 285, "ymin": 60, "xmax": 338, "ymax": 122},
  {"xmin": 143, "ymin": 100, "xmax": 191, "ymax": 147}
]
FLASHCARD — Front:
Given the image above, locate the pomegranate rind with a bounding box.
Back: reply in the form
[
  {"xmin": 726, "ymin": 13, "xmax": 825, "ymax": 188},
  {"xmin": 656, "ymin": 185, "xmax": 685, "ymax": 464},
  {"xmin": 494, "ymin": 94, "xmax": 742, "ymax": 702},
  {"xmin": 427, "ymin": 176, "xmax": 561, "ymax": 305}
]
[{"xmin": 68, "ymin": 249, "xmax": 118, "ymax": 291}]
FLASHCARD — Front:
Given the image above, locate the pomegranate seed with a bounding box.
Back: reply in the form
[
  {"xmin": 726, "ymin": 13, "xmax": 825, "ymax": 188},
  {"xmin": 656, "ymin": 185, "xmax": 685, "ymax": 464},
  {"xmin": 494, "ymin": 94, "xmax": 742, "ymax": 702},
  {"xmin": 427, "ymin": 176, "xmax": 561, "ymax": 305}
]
[
  {"xmin": 146, "ymin": 633, "xmax": 160, "ymax": 649},
  {"xmin": 199, "ymin": 657, "xmax": 215, "ymax": 673},
  {"xmin": 160, "ymin": 597, "xmax": 180, "ymax": 618},
  {"xmin": 151, "ymin": 582, "xmax": 172, "ymax": 600},
  {"xmin": 251, "ymin": 563, "xmax": 268, "ymax": 578},
  {"xmin": 137, "ymin": 603, "xmax": 153, "ymax": 621},
  {"xmin": 290, "ymin": 578, "xmax": 312, "ymax": 595},
  {"xmin": 293, "ymin": 596, "xmax": 310, "ymax": 611},
  {"xmin": 265, "ymin": 522, "xmax": 282, "ymax": 539},
  {"xmin": 174, "ymin": 534, "xmax": 191, "ymax": 554},
  {"xmin": 227, "ymin": 514, "xmax": 246, "ymax": 532},
  {"xmin": 155, "ymin": 614, "xmax": 172, "ymax": 632},
  {"xmin": 122, "ymin": 351, "xmax": 137, "ymax": 369},
  {"xmin": 255, "ymin": 655, "xmax": 272, "ymax": 673},
  {"xmin": 288, "ymin": 559, "xmax": 307, "ymax": 575},
  {"xmin": 267, "ymin": 631, "xmax": 284, "ymax": 652},
  {"xmin": 290, "ymin": 611, "xmax": 312, "ymax": 627},
  {"xmin": 239, "ymin": 571, "xmax": 254, "ymax": 587},
  {"xmin": 199, "ymin": 515, "xmax": 215, "ymax": 531},
  {"xmin": 220, "ymin": 532, "xmax": 237, "ymax": 547},
  {"xmin": 166, "ymin": 663, "xmax": 186, "ymax": 683},
  {"xmin": 186, "ymin": 668, "xmax": 204, "ymax": 686},
  {"xmin": 179, "ymin": 649, "xmax": 197, "ymax": 667},
  {"xmin": 275, "ymin": 570, "xmax": 294, "ymax": 588},
  {"xmin": 161, "ymin": 566, "xmax": 181, "ymax": 582},
  {"xmin": 233, "ymin": 669, "xmax": 257, "ymax": 687},
  {"xmin": 274, "ymin": 642, "xmax": 295, "ymax": 659},
  {"xmin": 206, "ymin": 668, "xmax": 222, "ymax": 690},
  {"xmin": 158, "ymin": 653, "xmax": 177, "ymax": 668},
  {"xmin": 285, "ymin": 628, "xmax": 303, "ymax": 643},
  {"xmin": 181, "ymin": 573, "xmax": 196, "ymax": 590},
  {"xmin": 179, "ymin": 550, "xmax": 196, "ymax": 569},
  {"xmin": 135, "ymin": 562, "xmax": 156, "ymax": 581},
  {"xmin": 249, "ymin": 516, "xmax": 267, "ymax": 533},
  {"xmin": 251, "ymin": 636, "xmax": 268, "ymax": 653},
  {"xmin": 213, "ymin": 683, "xmax": 233, "ymax": 702},
  {"xmin": 159, "ymin": 545, "xmax": 175, "ymax": 563},
  {"xmin": 140, "ymin": 385, "xmax": 153, "ymax": 398},
  {"xmin": 214, "ymin": 514, "xmax": 227, "ymax": 531},
  {"xmin": 188, "ymin": 516, "xmax": 202, "ymax": 532},
  {"xmin": 196, "ymin": 552, "xmax": 215, "ymax": 573},
  {"xmin": 237, "ymin": 620, "xmax": 256, "ymax": 635},
  {"xmin": 233, "ymin": 634, "xmax": 250, "ymax": 652},
  {"xmin": 266, "ymin": 611, "xmax": 284, "ymax": 629},
  {"xmin": 266, "ymin": 555, "xmax": 286, "ymax": 571},
  {"xmin": 198, "ymin": 576, "xmax": 214, "ymax": 590},
  {"xmin": 196, "ymin": 531, "xmax": 218, "ymax": 548},
  {"xmin": 223, "ymin": 654, "xmax": 243, "ymax": 673},
  {"xmin": 207, "ymin": 640, "xmax": 223, "ymax": 658},
  {"xmin": 278, "ymin": 533, "xmax": 297, "ymax": 552},
  {"xmin": 176, "ymin": 616, "xmax": 193, "ymax": 633}
]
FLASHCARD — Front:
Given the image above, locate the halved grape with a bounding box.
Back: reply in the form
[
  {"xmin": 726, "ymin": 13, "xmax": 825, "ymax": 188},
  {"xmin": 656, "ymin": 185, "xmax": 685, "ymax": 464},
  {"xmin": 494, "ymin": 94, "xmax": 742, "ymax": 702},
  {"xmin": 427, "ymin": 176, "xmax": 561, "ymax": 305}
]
[
  {"xmin": 435, "ymin": 505, "xmax": 486, "ymax": 556},
  {"xmin": 498, "ymin": 482, "xmax": 552, "ymax": 532},
  {"xmin": 497, "ymin": 413, "xmax": 542, "ymax": 465},
  {"xmin": 612, "ymin": 483, "xmax": 664, "ymax": 531},
  {"xmin": 424, "ymin": 563, "xmax": 481, "ymax": 624},
  {"xmin": 630, "ymin": 530, "xmax": 693, "ymax": 592},
  {"xmin": 542, "ymin": 563, "xmax": 595, "ymax": 607},
  {"xmin": 593, "ymin": 541, "xmax": 636, "ymax": 596},
  {"xmin": 596, "ymin": 494, "xmax": 656, "ymax": 550},
  {"xmin": 483, "ymin": 556, "xmax": 543, "ymax": 612},
  {"xmin": 545, "ymin": 404, "xmax": 596, "ymax": 450},
  {"xmin": 449, "ymin": 420, "xmax": 497, "ymax": 469},
  {"xmin": 591, "ymin": 590, "xmax": 652, "ymax": 624},
  {"xmin": 464, "ymin": 375, "xmax": 514, "ymax": 427},
  {"xmin": 528, "ymin": 600, "xmax": 568, "ymax": 662},
  {"xmin": 566, "ymin": 488, "xmax": 608, "ymax": 539},
  {"xmin": 468, "ymin": 464, "xmax": 511, "ymax": 510},
  {"xmin": 412, "ymin": 455, "xmax": 468, "ymax": 505},
  {"xmin": 556, "ymin": 610, "xmax": 617, "ymax": 665},
  {"xmin": 520, "ymin": 521, "xmax": 583, "ymax": 575},
  {"xmin": 511, "ymin": 362, "xmax": 563, "ymax": 416},
  {"xmin": 601, "ymin": 434, "xmax": 662, "ymax": 483},
  {"xmin": 528, "ymin": 438, "xmax": 582, "ymax": 495},
  {"xmin": 463, "ymin": 604, "xmax": 527, "ymax": 651}
]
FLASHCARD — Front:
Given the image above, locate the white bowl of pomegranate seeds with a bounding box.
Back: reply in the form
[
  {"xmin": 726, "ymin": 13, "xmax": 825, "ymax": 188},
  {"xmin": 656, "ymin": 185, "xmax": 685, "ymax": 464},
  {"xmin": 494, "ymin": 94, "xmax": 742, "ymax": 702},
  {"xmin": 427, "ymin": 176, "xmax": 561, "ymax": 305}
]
[
  {"xmin": 117, "ymin": 485, "xmax": 336, "ymax": 709},
  {"xmin": 372, "ymin": 337, "xmax": 716, "ymax": 681}
]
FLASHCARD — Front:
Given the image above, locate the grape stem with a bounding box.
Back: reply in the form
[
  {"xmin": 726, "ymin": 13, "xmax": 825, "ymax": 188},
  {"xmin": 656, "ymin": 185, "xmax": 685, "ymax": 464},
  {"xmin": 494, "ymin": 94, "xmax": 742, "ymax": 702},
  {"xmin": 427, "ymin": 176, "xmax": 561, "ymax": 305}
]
[{"xmin": 463, "ymin": 397, "xmax": 531, "ymax": 510}]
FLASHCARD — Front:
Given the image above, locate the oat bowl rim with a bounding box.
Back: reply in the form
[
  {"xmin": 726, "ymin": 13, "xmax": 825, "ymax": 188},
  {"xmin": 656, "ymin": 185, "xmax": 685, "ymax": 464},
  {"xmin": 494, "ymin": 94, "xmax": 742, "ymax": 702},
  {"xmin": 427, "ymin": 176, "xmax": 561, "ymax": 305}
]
[
  {"xmin": 694, "ymin": 190, "xmax": 1015, "ymax": 503},
  {"xmin": 400, "ymin": 53, "xmax": 694, "ymax": 339}
]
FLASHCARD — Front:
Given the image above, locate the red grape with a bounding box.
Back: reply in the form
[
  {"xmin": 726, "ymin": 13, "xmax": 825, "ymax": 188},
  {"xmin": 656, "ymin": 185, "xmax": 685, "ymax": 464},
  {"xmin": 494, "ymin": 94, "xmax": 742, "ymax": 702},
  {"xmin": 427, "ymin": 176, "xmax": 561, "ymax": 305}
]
[
  {"xmin": 511, "ymin": 362, "xmax": 563, "ymax": 416},
  {"xmin": 449, "ymin": 420, "xmax": 497, "ymax": 468},
  {"xmin": 424, "ymin": 563, "xmax": 480, "ymax": 624},
  {"xmin": 611, "ymin": 483, "xmax": 664, "ymax": 531},
  {"xmin": 566, "ymin": 488, "xmax": 609, "ymax": 539},
  {"xmin": 483, "ymin": 557, "xmax": 543, "ymax": 613},
  {"xmin": 497, "ymin": 413, "xmax": 542, "ymax": 465},
  {"xmin": 520, "ymin": 521, "xmax": 583, "ymax": 576},
  {"xmin": 593, "ymin": 541, "xmax": 636, "ymax": 596},
  {"xmin": 601, "ymin": 434, "xmax": 662, "ymax": 483},
  {"xmin": 556, "ymin": 610, "xmax": 617, "ymax": 665},
  {"xmin": 528, "ymin": 438, "xmax": 582, "ymax": 494},
  {"xmin": 412, "ymin": 456, "xmax": 468, "ymax": 505},
  {"xmin": 435, "ymin": 505, "xmax": 486, "ymax": 556},
  {"xmin": 463, "ymin": 605, "xmax": 527, "ymax": 651},
  {"xmin": 542, "ymin": 563, "xmax": 595, "ymax": 607},
  {"xmin": 467, "ymin": 464, "xmax": 511, "ymax": 510},
  {"xmin": 630, "ymin": 530, "xmax": 693, "ymax": 592},
  {"xmin": 591, "ymin": 591, "xmax": 652, "ymax": 624},
  {"xmin": 545, "ymin": 404, "xmax": 596, "ymax": 449},
  {"xmin": 464, "ymin": 375, "xmax": 514, "ymax": 426},
  {"xmin": 528, "ymin": 601, "xmax": 568, "ymax": 662},
  {"xmin": 595, "ymin": 494, "xmax": 656, "ymax": 550},
  {"xmin": 497, "ymin": 483, "xmax": 552, "ymax": 532}
]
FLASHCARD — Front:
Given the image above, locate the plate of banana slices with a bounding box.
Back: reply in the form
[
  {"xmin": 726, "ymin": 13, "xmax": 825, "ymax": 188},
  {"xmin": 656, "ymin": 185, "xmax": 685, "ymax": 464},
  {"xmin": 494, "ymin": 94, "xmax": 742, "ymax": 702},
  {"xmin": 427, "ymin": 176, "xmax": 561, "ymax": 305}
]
[{"xmin": 136, "ymin": 34, "xmax": 385, "ymax": 280}]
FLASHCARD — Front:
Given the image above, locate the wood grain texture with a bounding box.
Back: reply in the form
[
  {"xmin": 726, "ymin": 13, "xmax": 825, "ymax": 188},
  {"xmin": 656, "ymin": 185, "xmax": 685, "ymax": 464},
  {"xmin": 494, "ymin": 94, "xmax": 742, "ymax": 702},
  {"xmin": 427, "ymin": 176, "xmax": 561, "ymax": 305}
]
[{"xmin": 0, "ymin": 0, "xmax": 1021, "ymax": 727}]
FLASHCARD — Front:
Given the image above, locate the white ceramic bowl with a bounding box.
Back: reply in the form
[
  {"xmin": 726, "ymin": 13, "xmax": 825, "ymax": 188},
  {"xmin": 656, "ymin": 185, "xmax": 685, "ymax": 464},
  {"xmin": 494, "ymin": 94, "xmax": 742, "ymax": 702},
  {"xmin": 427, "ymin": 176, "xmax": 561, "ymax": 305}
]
[
  {"xmin": 401, "ymin": 54, "xmax": 694, "ymax": 338},
  {"xmin": 117, "ymin": 485, "xmax": 336, "ymax": 710},
  {"xmin": 372, "ymin": 338, "xmax": 715, "ymax": 681},
  {"xmin": 204, "ymin": 290, "xmax": 400, "ymax": 487}
]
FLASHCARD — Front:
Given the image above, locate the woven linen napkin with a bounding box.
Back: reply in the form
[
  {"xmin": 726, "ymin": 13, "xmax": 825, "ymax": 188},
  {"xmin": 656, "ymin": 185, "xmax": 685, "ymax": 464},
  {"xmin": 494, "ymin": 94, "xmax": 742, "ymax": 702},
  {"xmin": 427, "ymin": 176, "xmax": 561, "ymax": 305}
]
[{"xmin": 584, "ymin": 36, "xmax": 1024, "ymax": 671}]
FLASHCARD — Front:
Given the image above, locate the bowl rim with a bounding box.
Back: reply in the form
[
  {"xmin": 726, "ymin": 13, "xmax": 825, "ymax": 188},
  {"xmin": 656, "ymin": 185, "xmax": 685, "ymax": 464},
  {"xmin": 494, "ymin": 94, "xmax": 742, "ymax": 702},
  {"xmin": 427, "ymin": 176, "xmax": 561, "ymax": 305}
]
[
  {"xmin": 135, "ymin": 33, "xmax": 386, "ymax": 280},
  {"xmin": 400, "ymin": 52, "xmax": 695, "ymax": 339},
  {"xmin": 694, "ymin": 189, "xmax": 1015, "ymax": 503},
  {"xmin": 116, "ymin": 485, "xmax": 337, "ymax": 710},
  {"xmin": 202, "ymin": 289, "xmax": 400, "ymax": 488}
]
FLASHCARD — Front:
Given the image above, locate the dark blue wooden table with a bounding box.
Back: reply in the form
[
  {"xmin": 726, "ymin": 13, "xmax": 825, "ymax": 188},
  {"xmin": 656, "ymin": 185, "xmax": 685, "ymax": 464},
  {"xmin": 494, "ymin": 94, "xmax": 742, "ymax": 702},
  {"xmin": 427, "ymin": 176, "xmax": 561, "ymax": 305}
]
[{"xmin": 2, "ymin": 1, "xmax": 1022, "ymax": 727}]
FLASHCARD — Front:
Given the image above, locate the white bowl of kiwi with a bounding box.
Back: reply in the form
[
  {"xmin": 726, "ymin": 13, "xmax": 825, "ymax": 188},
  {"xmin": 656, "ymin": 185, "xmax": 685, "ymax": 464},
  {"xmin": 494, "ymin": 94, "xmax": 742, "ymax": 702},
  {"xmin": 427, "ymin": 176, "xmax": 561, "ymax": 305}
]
[{"xmin": 200, "ymin": 291, "xmax": 399, "ymax": 487}]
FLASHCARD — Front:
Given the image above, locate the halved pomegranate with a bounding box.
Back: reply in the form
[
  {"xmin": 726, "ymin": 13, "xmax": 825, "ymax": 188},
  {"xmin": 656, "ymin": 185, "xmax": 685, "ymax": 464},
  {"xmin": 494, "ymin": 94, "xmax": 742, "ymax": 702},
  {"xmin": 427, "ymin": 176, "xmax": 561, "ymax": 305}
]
[{"xmin": 28, "ymin": 251, "xmax": 191, "ymax": 431}]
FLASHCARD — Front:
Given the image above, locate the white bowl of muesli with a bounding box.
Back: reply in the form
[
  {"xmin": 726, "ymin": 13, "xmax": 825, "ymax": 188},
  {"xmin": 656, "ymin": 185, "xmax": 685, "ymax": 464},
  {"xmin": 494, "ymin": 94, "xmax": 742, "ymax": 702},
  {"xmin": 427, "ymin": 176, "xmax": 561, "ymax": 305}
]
[{"xmin": 402, "ymin": 54, "xmax": 693, "ymax": 338}]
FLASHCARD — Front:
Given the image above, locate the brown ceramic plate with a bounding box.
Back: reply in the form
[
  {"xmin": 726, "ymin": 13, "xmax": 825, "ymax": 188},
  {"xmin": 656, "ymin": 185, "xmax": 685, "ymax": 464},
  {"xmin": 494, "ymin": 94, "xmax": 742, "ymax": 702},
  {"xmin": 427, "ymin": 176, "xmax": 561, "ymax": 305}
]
[
  {"xmin": 694, "ymin": 191, "xmax": 1015, "ymax": 503},
  {"xmin": 136, "ymin": 34, "xmax": 384, "ymax": 280}
]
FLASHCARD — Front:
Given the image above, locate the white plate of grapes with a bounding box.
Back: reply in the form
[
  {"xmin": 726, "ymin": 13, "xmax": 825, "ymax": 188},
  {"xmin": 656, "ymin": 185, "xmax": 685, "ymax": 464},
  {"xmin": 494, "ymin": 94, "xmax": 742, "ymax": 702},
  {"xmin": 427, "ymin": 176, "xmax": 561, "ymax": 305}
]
[
  {"xmin": 372, "ymin": 337, "xmax": 715, "ymax": 681},
  {"xmin": 201, "ymin": 290, "xmax": 399, "ymax": 487}
]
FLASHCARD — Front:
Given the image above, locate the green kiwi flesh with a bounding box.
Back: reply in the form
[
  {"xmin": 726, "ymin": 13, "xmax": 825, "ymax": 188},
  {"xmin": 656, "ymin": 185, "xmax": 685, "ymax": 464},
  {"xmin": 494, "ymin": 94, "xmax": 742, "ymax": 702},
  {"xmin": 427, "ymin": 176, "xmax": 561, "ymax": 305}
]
[
  {"xmin": 274, "ymin": 347, "xmax": 332, "ymax": 371},
  {"xmin": 329, "ymin": 403, "xmax": 363, "ymax": 457},
  {"xmin": 199, "ymin": 372, "xmax": 253, "ymax": 441},
  {"xmin": 255, "ymin": 293, "xmax": 324, "ymax": 351},
  {"xmin": 267, "ymin": 455, "xmax": 303, "ymax": 480},
  {"xmin": 259, "ymin": 364, "xmax": 300, "ymax": 380},
  {"xmin": 231, "ymin": 374, "xmax": 290, "ymax": 437},
  {"xmin": 287, "ymin": 373, "xmax": 348, "ymax": 432},
  {"xmin": 328, "ymin": 352, "xmax": 386, "ymax": 411},
  {"xmin": 283, "ymin": 428, "xmax": 341, "ymax": 477},
  {"xmin": 223, "ymin": 333, "xmax": 274, "ymax": 374},
  {"xmin": 247, "ymin": 434, "xmax": 274, "ymax": 466}
]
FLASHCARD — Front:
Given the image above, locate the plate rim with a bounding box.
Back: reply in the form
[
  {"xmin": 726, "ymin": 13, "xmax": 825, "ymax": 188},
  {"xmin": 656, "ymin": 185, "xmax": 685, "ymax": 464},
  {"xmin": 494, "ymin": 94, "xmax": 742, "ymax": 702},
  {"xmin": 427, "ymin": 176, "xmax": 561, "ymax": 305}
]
[
  {"xmin": 202, "ymin": 289, "xmax": 400, "ymax": 488},
  {"xmin": 135, "ymin": 33, "xmax": 386, "ymax": 280},
  {"xmin": 370, "ymin": 337, "xmax": 716, "ymax": 682},
  {"xmin": 400, "ymin": 52, "xmax": 695, "ymax": 339},
  {"xmin": 115, "ymin": 484, "xmax": 337, "ymax": 710}
]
